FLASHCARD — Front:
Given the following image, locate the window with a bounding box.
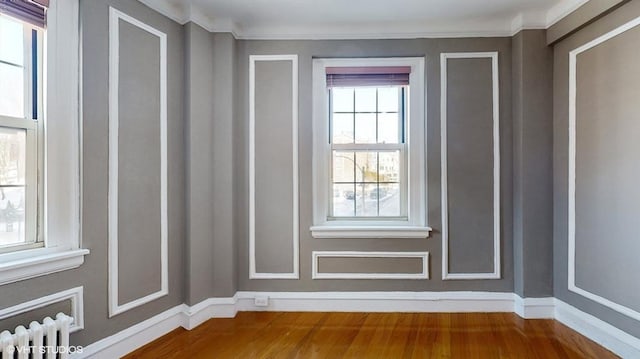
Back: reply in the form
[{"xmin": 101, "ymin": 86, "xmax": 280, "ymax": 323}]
[
  {"xmin": 0, "ymin": 0, "xmax": 87, "ymax": 286},
  {"xmin": 0, "ymin": 13, "xmax": 43, "ymax": 254},
  {"xmin": 311, "ymin": 58, "xmax": 431, "ymax": 238},
  {"xmin": 330, "ymin": 86, "xmax": 406, "ymax": 218}
]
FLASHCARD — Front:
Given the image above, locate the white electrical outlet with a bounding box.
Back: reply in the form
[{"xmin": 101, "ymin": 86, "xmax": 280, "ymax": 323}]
[{"xmin": 254, "ymin": 296, "xmax": 269, "ymax": 307}]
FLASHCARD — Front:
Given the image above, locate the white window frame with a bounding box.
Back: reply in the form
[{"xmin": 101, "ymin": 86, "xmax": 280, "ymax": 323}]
[
  {"xmin": 0, "ymin": 0, "xmax": 88, "ymax": 286},
  {"xmin": 0, "ymin": 17, "xmax": 42, "ymax": 254},
  {"xmin": 311, "ymin": 57, "xmax": 431, "ymax": 239},
  {"xmin": 328, "ymin": 87, "xmax": 408, "ymax": 220}
]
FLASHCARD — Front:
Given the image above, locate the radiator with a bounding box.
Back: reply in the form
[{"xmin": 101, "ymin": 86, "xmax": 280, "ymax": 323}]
[{"xmin": 0, "ymin": 313, "xmax": 73, "ymax": 359}]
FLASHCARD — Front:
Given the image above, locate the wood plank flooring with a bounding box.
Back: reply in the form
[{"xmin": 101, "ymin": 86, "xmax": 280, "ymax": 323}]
[{"xmin": 124, "ymin": 312, "xmax": 618, "ymax": 358}]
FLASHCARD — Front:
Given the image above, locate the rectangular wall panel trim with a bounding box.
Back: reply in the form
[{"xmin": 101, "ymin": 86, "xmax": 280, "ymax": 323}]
[
  {"xmin": 249, "ymin": 55, "xmax": 299, "ymax": 279},
  {"xmin": 0, "ymin": 287, "xmax": 84, "ymax": 332},
  {"xmin": 108, "ymin": 7, "xmax": 168, "ymax": 317},
  {"xmin": 567, "ymin": 15, "xmax": 640, "ymax": 322},
  {"xmin": 440, "ymin": 52, "xmax": 501, "ymax": 280},
  {"xmin": 312, "ymin": 251, "xmax": 429, "ymax": 279}
]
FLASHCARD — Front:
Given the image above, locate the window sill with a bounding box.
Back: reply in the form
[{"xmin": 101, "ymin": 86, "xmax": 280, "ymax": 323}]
[
  {"xmin": 310, "ymin": 225, "xmax": 432, "ymax": 239},
  {"xmin": 0, "ymin": 248, "xmax": 90, "ymax": 286}
]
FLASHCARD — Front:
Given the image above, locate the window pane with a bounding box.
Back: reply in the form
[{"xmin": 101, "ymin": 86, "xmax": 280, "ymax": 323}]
[
  {"xmin": 379, "ymin": 151, "xmax": 400, "ymax": 182},
  {"xmin": 332, "ymin": 183, "xmax": 355, "ymax": 217},
  {"xmin": 0, "ymin": 127, "xmax": 26, "ymax": 185},
  {"xmin": 0, "ymin": 187, "xmax": 26, "ymax": 246},
  {"xmin": 332, "ymin": 151, "xmax": 354, "ymax": 182},
  {"xmin": 332, "ymin": 88, "xmax": 353, "ymax": 112},
  {"xmin": 355, "ymin": 183, "xmax": 378, "ymax": 217},
  {"xmin": 0, "ymin": 16, "xmax": 24, "ymax": 66},
  {"xmin": 378, "ymin": 113, "xmax": 400, "ymax": 144},
  {"xmin": 355, "ymin": 151, "xmax": 377, "ymax": 183},
  {"xmin": 355, "ymin": 113, "xmax": 376, "ymax": 144},
  {"xmin": 332, "ymin": 113, "xmax": 353, "ymax": 144},
  {"xmin": 377, "ymin": 87, "xmax": 399, "ymax": 113},
  {"xmin": 378, "ymin": 183, "xmax": 401, "ymax": 217},
  {"xmin": 0, "ymin": 63, "xmax": 24, "ymax": 118},
  {"xmin": 354, "ymin": 87, "xmax": 376, "ymax": 112}
]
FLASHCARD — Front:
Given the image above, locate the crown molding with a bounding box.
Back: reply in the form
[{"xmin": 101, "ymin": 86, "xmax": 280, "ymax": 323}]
[
  {"xmin": 138, "ymin": 0, "xmax": 591, "ymax": 39},
  {"xmin": 137, "ymin": 0, "xmax": 189, "ymax": 24},
  {"xmin": 546, "ymin": 0, "xmax": 591, "ymax": 27}
]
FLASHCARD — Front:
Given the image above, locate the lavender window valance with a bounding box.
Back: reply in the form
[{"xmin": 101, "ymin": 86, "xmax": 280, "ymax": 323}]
[
  {"xmin": 0, "ymin": 0, "xmax": 49, "ymax": 28},
  {"xmin": 326, "ymin": 66, "xmax": 411, "ymax": 88}
]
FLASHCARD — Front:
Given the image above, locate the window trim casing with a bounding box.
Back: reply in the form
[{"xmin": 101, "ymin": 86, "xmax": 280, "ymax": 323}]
[
  {"xmin": 0, "ymin": 0, "xmax": 88, "ymax": 286},
  {"xmin": 0, "ymin": 18, "xmax": 44, "ymax": 254},
  {"xmin": 311, "ymin": 57, "xmax": 431, "ymax": 239}
]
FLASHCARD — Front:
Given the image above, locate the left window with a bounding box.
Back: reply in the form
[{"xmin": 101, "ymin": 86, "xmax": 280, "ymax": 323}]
[
  {"xmin": 0, "ymin": 0, "xmax": 87, "ymax": 285},
  {"xmin": 0, "ymin": 10, "xmax": 43, "ymax": 253}
]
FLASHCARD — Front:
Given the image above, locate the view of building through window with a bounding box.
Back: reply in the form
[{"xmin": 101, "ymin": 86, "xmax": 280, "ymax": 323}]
[
  {"xmin": 0, "ymin": 15, "xmax": 32, "ymax": 247},
  {"xmin": 0, "ymin": 15, "xmax": 25, "ymax": 118},
  {"xmin": 330, "ymin": 86, "xmax": 405, "ymax": 218}
]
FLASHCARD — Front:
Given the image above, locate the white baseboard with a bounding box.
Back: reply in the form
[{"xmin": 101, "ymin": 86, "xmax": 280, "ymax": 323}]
[
  {"xmin": 235, "ymin": 291, "xmax": 515, "ymax": 313},
  {"xmin": 77, "ymin": 304, "xmax": 188, "ymax": 359},
  {"xmin": 555, "ymin": 300, "xmax": 640, "ymax": 358},
  {"xmin": 76, "ymin": 292, "xmax": 639, "ymax": 359},
  {"xmin": 184, "ymin": 297, "xmax": 237, "ymax": 330},
  {"xmin": 514, "ymin": 296, "xmax": 555, "ymax": 319}
]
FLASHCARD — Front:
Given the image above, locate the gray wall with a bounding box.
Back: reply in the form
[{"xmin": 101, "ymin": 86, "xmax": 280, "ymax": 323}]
[
  {"xmin": 211, "ymin": 32, "xmax": 238, "ymax": 297},
  {"xmin": 185, "ymin": 28, "xmax": 238, "ymax": 302},
  {"xmin": 512, "ymin": 30, "xmax": 554, "ymax": 297},
  {"xmin": 235, "ymin": 38, "xmax": 514, "ymax": 292},
  {"xmin": 553, "ymin": 0, "xmax": 640, "ymax": 338},
  {"xmin": 184, "ymin": 22, "xmax": 216, "ymax": 305},
  {"xmin": 0, "ymin": 0, "xmax": 185, "ymax": 346}
]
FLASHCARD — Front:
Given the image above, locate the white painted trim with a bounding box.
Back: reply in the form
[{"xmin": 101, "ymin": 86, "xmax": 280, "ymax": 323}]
[
  {"xmin": 135, "ymin": 0, "xmax": 590, "ymax": 40},
  {"xmin": 310, "ymin": 226, "xmax": 432, "ymax": 239},
  {"xmin": 311, "ymin": 251, "xmax": 429, "ymax": 280},
  {"xmin": 0, "ymin": 286, "xmax": 84, "ymax": 333},
  {"xmin": 0, "ymin": 249, "xmax": 89, "ymax": 286},
  {"xmin": 43, "ymin": 0, "xmax": 82, "ymax": 254},
  {"xmin": 136, "ymin": 0, "xmax": 190, "ymax": 24},
  {"xmin": 311, "ymin": 57, "xmax": 427, "ymax": 232},
  {"xmin": 182, "ymin": 297, "xmax": 238, "ymax": 330},
  {"xmin": 234, "ymin": 291, "xmax": 515, "ymax": 313},
  {"xmin": 567, "ymin": 16, "xmax": 640, "ymax": 323},
  {"xmin": 513, "ymin": 296, "xmax": 555, "ymax": 319},
  {"xmin": 76, "ymin": 304, "xmax": 189, "ymax": 359},
  {"xmin": 440, "ymin": 52, "xmax": 501, "ymax": 281},
  {"xmin": 546, "ymin": 0, "xmax": 591, "ymax": 27},
  {"xmin": 248, "ymin": 54, "xmax": 299, "ymax": 280},
  {"xmin": 555, "ymin": 299, "xmax": 640, "ymax": 358},
  {"xmin": 108, "ymin": 7, "xmax": 169, "ymax": 317}
]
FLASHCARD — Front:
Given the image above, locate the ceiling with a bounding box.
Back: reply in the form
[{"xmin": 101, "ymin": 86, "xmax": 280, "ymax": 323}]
[{"xmin": 138, "ymin": 0, "xmax": 589, "ymax": 39}]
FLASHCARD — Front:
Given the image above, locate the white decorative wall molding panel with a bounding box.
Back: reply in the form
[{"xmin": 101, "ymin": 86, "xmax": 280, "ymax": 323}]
[
  {"xmin": 311, "ymin": 251, "xmax": 429, "ymax": 280},
  {"xmin": 567, "ymin": 15, "xmax": 640, "ymax": 323},
  {"xmin": 0, "ymin": 287, "xmax": 84, "ymax": 333},
  {"xmin": 440, "ymin": 52, "xmax": 501, "ymax": 280},
  {"xmin": 108, "ymin": 7, "xmax": 168, "ymax": 317},
  {"xmin": 248, "ymin": 54, "xmax": 299, "ymax": 280}
]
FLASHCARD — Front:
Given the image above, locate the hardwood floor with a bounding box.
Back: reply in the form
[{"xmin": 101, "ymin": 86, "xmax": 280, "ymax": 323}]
[{"xmin": 124, "ymin": 312, "xmax": 617, "ymax": 358}]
